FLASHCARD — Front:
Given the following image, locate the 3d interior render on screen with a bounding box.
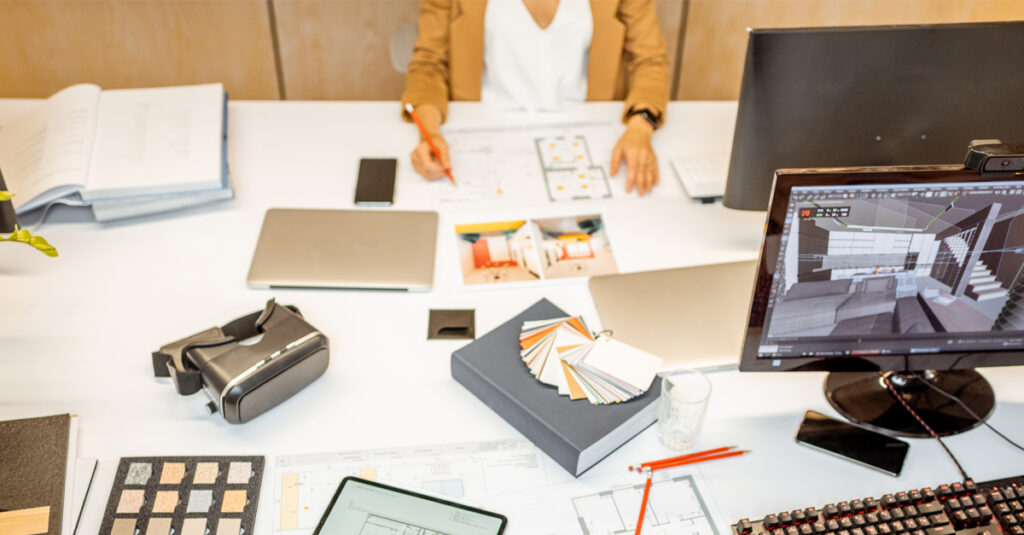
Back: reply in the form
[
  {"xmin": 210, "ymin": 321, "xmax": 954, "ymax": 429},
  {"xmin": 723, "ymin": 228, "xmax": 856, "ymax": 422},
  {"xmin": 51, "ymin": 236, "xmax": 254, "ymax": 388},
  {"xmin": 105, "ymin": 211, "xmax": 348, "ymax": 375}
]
[{"xmin": 761, "ymin": 182, "xmax": 1024, "ymax": 356}]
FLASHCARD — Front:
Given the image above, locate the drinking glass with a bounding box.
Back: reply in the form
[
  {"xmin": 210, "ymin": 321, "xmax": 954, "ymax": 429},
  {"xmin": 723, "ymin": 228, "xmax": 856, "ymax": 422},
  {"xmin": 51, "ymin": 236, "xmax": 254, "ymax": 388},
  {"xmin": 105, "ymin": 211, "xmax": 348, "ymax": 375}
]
[{"xmin": 657, "ymin": 369, "xmax": 712, "ymax": 451}]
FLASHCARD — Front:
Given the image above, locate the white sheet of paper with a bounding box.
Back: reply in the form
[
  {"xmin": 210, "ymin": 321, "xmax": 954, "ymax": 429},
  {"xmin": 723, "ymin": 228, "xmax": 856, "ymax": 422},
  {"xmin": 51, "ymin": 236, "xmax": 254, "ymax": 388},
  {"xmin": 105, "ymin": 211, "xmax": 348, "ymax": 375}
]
[{"xmin": 581, "ymin": 337, "xmax": 663, "ymax": 391}]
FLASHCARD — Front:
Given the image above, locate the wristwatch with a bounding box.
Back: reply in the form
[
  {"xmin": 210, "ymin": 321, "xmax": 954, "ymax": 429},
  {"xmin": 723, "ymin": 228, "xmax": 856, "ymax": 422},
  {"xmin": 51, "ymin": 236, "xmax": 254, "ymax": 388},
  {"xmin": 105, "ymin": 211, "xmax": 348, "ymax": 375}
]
[{"xmin": 627, "ymin": 107, "xmax": 660, "ymax": 131}]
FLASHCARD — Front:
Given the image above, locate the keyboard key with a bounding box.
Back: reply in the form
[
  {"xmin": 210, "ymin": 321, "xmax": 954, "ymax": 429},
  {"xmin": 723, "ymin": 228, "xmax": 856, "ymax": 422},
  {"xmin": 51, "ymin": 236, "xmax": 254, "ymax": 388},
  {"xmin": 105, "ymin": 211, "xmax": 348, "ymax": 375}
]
[
  {"xmin": 840, "ymin": 503, "xmax": 854, "ymax": 516},
  {"xmin": 951, "ymin": 484, "xmax": 965, "ymax": 496},
  {"xmin": 879, "ymin": 511, "xmax": 893, "ymax": 523},
  {"xmin": 781, "ymin": 513, "xmax": 794, "ymax": 526},
  {"xmin": 793, "ymin": 510, "xmax": 807, "ymax": 523},
  {"xmin": 852, "ymin": 516, "xmax": 867, "ymax": 528},
  {"xmin": 928, "ymin": 514, "xmax": 949, "ymax": 526},
  {"xmin": 839, "ymin": 518, "xmax": 853, "ymax": 530},
  {"xmin": 800, "ymin": 524, "xmax": 814, "ymax": 535},
  {"xmin": 889, "ymin": 520, "xmax": 905, "ymax": 533},
  {"xmin": 765, "ymin": 515, "xmax": 781, "ymax": 529},
  {"xmin": 825, "ymin": 506, "xmax": 840, "ymax": 520},
  {"xmin": 852, "ymin": 500, "xmax": 865, "ymax": 513},
  {"xmin": 891, "ymin": 509, "xmax": 906, "ymax": 521},
  {"xmin": 813, "ymin": 521, "xmax": 827, "ymax": 534},
  {"xmin": 973, "ymin": 495, "xmax": 988, "ymax": 508},
  {"xmin": 917, "ymin": 502, "xmax": 943, "ymax": 515},
  {"xmin": 978, "ymin": 506, "xmax": 993, "ymax": 524},
  {"xmin": 865, "ymin": 499, "xmax": 881, "ymax": 512},
  {"xmin": 883, "ymin": 495, "xmax": 899, "ymax": 508},
  {"xmin": 866, "ymin": 513, "xmax": 880, "ymax": 525},
  {"xmin": 937, "ymin": 486, "xmax": 953, "ymax": 500},
  {"xmin": 909, "ymin": 491, "xmax": 923, "ymax": 503},
  {"xmin": 897, "ymin": 493, "xmax": 911, "ymax": 506},
  {"xmin": 922, "ymin": 489, "xmax": 936, "ymax": 502},
  {"xmin": 864, "ymin": 527, "xmax": 878, "ymax": 535},
  {"xmin": 966, "ymin": 481, "xmax": 978, "ymax": 493},
  {"xmin": 951, "ymin": 510, "xmax": 968, "ymax": 528},
  {"xmin": 925, "ymin": 525, "xmax": 955, "ymax": 535},
  {"xmin": 988, "ymin": 490, "xmax": 1006, "ymax": 504},
  {"xmin": 903, "ymin": 519, "xmax": 918, "ymax": 530},
  {"xmin": 739, "ymin": 519, "xmax": 753, "ymax": 534},
  {"xmin": 1011, "ymin": 527, "xmax": 1024, "ymax": 535},
  {"xmin": 786, "ymin": 525, "xmax": 800, "ymax": 535},
  {"xmin": 1005, "ymin": 488, "xmax": 1019, "ymax": 501},
  {"xmin": 827, "ymin": 520, "xmax": 840, "ymax": 531},
  {"xmin": 806, "ymin": 508, "xmax": 821, "ymax": 521},
  {"xmin": 903, "ymin": 505, "xmax": 918, "ymax": 518}
]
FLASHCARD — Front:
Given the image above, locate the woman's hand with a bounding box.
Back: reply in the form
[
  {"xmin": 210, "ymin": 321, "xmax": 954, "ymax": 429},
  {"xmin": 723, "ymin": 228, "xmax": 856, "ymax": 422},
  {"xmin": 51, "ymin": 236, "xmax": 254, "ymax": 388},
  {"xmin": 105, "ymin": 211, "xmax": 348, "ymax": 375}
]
[
  {"xmin": 611, "ymin": 115, "xmax": 659, "ymax": 195},
  {"xmin": 410, "ymin": 133, "xmax": 451, "ymax": 181},
  {"xmin": 407, "ymin": 104, "xmax": 451, "ymax": 181}
]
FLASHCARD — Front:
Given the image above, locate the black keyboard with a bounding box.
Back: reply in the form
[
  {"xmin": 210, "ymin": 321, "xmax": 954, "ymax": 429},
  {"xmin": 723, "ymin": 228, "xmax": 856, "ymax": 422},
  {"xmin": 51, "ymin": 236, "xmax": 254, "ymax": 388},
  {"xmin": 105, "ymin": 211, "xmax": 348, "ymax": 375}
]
[{"xmin": 732, "ymin": 475, "xmax": 1024, "ymax": 535}]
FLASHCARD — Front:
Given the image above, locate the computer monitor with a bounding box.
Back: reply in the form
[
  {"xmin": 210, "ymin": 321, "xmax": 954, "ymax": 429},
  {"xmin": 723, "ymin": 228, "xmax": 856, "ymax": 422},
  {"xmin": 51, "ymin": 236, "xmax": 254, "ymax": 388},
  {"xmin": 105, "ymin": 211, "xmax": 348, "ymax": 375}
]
[
  {"xmin": 739, "ymin": 164, "xmax": 1024, "ymax": 437},
  {"xmin": 723, "ymin": 21, "xmax": 1024, "ymax": 211}
]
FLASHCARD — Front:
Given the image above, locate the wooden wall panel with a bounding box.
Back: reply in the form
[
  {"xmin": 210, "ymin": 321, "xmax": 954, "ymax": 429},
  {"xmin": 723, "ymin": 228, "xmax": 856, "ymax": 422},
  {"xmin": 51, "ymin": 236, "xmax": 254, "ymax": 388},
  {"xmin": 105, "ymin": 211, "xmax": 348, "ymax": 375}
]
[
  {"xmin": 0, "ymin": 0, "xmax": 279, "ymax": 99},
  {"xmin": 677, "ymin": 1, "xmax": 1024, "ymax": 100},
  {"xmin": 273, "ymin": 0, "xmax": 421, "ymax": 100},
  {"xmin": 655, "ymin": 0, "xmax": 685, "ymax": 96},
  {"xmin": 275, "ymin": 0, "xmax": 686, "ymax": 101}
]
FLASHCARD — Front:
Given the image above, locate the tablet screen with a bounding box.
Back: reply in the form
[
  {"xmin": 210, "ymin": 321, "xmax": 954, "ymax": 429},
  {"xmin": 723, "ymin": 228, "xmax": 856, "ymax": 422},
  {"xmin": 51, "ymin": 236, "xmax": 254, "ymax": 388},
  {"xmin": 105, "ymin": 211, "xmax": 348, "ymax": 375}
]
[{"xmin": 313, "ymin": 477, "xmax": 507, "ymax": 535}]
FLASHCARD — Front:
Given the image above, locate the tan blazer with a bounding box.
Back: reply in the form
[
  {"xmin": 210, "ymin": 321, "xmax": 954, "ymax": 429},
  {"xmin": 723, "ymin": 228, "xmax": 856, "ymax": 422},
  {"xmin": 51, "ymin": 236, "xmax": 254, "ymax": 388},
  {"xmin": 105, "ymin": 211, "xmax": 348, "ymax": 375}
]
[{"xmin": 402, "ymin": 0, "xmax": 670, "ymax": 126}]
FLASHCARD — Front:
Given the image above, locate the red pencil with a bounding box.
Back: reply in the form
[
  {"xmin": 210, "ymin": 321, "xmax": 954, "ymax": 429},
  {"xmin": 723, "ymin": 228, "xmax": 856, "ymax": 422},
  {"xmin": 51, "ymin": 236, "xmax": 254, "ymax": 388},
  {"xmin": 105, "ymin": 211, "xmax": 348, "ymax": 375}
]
[
  {"xmin": 629, "ymin": 445, "xmax": 737, "ymax": 472},
  {"xmin": 635, "ymin": 469, "xmax": 653, "ymax": 535},
  {"xmin": 404, "ymin": 102, "xmax": 455, "ymax": 185}
]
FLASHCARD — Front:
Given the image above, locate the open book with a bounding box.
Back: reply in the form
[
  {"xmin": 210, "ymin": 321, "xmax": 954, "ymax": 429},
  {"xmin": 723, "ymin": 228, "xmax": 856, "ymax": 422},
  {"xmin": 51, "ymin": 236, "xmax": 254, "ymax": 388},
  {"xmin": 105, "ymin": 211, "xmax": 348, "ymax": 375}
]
[{"xmin": 0, "ymin": 83, "xmax": 232, "ymax": 221}]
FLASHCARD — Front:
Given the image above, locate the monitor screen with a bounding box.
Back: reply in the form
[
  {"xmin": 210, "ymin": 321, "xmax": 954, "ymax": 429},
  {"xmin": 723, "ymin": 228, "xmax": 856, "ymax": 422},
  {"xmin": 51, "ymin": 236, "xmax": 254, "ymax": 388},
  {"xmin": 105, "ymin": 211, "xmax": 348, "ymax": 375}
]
[
  {"xmin": 722, "ymin": 21, "xmax": 1024, "ymax": 211},
  {"xmin": 740, "ymin": 166, "xmax": 1024, "ymax": 372}
]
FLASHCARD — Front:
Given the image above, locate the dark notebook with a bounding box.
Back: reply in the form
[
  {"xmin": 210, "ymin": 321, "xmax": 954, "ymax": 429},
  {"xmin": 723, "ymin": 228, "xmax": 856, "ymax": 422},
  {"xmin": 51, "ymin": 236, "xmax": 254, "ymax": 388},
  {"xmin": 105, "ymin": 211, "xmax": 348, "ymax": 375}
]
[
  {"xmin": 0, "ymin": 414, "xmax": 73, "ymax": 535},
  {"xmin": 451, "ymin": 298, "xmax": 661, "ymax": 477}
]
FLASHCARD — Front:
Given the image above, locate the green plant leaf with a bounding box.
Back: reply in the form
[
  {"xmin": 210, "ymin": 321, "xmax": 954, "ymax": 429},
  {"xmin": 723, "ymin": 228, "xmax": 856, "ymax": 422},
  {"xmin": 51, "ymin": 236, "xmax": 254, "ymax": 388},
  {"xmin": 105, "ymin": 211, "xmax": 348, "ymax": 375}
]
[
  {"xmin": 0, "ymin": 190, "xmax": 12, "ymax": 201},
  {"xmin": 1, "ymin": 225, "xmax": 59, "ymax": 257}
]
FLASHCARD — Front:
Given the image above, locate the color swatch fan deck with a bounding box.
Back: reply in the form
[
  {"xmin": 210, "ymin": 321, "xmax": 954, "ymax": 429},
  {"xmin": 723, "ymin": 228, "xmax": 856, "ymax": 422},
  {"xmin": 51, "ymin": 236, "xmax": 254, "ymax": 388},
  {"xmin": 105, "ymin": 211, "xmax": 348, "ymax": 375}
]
[{"xmin": 520, "ymin": 316, "xmax": 663, "ymax": 404}]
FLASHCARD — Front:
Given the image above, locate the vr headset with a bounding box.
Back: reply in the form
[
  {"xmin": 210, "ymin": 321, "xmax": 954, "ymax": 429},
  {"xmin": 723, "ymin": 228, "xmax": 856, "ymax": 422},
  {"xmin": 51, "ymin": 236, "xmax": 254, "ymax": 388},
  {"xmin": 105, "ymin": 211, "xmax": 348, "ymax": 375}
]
[{"xmin": 153, "ymin": 299, "xmax": 329, "ymax": 424}]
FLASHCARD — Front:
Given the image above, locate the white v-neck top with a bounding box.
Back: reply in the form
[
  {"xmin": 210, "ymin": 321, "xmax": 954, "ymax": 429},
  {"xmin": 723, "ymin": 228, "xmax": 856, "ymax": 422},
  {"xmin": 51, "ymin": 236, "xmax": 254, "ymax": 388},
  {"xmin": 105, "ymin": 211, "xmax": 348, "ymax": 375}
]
[{"xmin": 480, "ymin": 0, "xmax": 593, "ymax": 112}]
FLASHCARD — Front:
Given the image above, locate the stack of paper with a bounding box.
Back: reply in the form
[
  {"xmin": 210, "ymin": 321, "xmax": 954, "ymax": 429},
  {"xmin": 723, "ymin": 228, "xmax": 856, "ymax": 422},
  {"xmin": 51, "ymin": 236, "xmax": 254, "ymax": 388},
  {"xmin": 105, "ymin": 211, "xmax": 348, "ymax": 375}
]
[{"xmin": 520, "ymin": 317, "xmax": 663, "ymax": 404}]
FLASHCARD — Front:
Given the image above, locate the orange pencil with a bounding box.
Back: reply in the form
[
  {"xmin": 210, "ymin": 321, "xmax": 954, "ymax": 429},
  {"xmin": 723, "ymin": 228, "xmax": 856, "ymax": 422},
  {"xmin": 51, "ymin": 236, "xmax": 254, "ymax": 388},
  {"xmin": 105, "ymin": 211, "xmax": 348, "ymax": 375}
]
[
  {"xmin": 404, "ymin": 102, "xmax": 455, "ymax": 185},
  {"xmin": 629, "ymin": 445, "xmax": 736, "ymax": 472},
  {"xmin": 647, "ymin": 449, "xmax": 749, "ymax": 471},
  {"xmin": 635, "ymin": 469, "xmax": 653, "ymax": 535}
]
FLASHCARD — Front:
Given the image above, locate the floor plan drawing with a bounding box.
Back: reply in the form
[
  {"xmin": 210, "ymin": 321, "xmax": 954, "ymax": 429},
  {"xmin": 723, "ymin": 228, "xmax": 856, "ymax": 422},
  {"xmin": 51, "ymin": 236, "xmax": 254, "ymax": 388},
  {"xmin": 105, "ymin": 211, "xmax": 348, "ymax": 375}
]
[
  {"xmin": 273, "ymin": 439, "xmax": 553, "ymax": 535},
  {"xmin": 535, "ymin": 135, "xmax": 612, "ymax": 201},
  {"xmin": 572, "ymin": 474, "xmax": 720, "ymax": 535}
]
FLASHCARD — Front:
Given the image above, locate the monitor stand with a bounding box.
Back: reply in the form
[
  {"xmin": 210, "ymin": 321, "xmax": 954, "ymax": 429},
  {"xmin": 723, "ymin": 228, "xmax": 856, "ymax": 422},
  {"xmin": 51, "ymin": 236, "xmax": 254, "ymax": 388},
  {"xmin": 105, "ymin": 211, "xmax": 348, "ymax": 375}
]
[{"xmin": 824, "ymin": 370, "xmax": 994, "ymax": 438}]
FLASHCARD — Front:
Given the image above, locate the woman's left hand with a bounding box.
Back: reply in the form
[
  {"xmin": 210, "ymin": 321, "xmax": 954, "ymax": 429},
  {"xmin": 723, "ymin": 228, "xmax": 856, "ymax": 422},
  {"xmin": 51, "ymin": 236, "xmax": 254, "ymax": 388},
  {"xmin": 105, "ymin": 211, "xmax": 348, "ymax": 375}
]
[{"xmin": 611, "ymin": 116, "xmax": 659, "ymax": 195}]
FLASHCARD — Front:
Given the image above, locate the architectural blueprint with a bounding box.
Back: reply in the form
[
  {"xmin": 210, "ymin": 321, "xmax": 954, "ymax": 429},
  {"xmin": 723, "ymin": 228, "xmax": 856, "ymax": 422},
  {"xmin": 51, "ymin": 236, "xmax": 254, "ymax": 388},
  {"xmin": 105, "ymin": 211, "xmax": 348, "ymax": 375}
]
[
  {"xmin": 426, "ymin": 122, "xmax": 616, "ymax": 206},
  {"xmin": 273, "ymin": 439, "xmax": 554, "ymax": 535},
  {"xmin": 573, "ymin": 474, "xmax": 721, "ymax": 535}
]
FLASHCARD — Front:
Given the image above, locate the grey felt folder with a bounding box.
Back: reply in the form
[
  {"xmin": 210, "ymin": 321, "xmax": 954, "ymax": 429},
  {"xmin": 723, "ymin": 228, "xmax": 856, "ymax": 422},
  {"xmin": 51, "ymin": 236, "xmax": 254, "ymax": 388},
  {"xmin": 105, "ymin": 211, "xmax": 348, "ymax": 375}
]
[{"xmin": 451, "ymin": 298, "xmax": 661, "ymax": 477}]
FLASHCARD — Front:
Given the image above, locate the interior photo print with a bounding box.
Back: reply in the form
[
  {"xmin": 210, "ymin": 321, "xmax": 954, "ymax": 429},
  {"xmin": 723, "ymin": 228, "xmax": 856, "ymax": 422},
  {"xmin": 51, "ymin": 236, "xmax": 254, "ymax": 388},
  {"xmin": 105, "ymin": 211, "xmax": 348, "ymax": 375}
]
[
  {"xmin": 761, "ymin": 181, "xmax": 1024, "ymax": 355},
  {"xmin": 454, "ymin": 215, "xmax": 618, "ymax": 286}
]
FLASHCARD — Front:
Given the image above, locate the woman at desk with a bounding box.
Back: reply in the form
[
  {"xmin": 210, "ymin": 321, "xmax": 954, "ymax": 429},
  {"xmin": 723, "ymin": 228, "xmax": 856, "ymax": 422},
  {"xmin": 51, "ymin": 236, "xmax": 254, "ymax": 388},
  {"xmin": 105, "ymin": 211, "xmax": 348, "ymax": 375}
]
[{"xmin": 402, "ymin": 0, "xmax": 670, "ymax": 195}]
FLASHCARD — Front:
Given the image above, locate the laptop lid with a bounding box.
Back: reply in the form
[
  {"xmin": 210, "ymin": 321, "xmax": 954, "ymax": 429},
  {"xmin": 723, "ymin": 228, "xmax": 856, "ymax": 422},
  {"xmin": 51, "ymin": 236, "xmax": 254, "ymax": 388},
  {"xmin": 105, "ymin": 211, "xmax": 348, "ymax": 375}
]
[
  {"xmin": 247, "ymin": 208, "xmax": 438, "ymax": 291},
  {"xmin": 588, "ymin": 260, "xmax": 758, "ymax": 371}
]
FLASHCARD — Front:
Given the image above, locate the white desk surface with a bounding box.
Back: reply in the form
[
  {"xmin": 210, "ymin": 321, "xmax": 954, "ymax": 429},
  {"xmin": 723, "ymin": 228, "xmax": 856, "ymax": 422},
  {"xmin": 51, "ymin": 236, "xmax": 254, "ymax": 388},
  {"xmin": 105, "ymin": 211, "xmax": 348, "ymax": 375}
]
[{"xmin": 1, "ymin": 100, "xmax": 1022, "ymax": 534}]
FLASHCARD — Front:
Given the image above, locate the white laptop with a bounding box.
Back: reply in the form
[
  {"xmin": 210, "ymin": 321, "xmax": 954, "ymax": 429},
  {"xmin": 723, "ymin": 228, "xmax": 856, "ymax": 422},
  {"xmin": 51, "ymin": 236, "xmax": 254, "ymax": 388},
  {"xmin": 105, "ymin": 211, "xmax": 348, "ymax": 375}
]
[{"xmin": 588, "ymin": 260, "xmax": 758, "ymax": 370}]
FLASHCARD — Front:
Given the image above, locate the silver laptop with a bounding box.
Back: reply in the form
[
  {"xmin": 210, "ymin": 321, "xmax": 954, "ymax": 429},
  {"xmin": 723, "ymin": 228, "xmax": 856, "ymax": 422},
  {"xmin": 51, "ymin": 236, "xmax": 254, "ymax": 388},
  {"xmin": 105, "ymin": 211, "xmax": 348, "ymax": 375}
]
[
  {"xmin": 588, "ymin": 260, "xmax": 758, "ymax": 370},
  {"xmin": 247, "ymin": 208, "xmax": 438, "ymax": 291}
]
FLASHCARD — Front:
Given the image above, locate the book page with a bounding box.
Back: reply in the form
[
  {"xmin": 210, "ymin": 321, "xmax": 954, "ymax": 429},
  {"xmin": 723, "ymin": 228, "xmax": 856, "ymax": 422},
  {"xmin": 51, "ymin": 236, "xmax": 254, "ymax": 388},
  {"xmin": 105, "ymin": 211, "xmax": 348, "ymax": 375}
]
[
  {"xmin": 83, "ymin": 83, "xmax": 224, "ymax": 201},
  {"xmin": 0, "ymin": 84, "xmax": 101, "ymax": 213}
]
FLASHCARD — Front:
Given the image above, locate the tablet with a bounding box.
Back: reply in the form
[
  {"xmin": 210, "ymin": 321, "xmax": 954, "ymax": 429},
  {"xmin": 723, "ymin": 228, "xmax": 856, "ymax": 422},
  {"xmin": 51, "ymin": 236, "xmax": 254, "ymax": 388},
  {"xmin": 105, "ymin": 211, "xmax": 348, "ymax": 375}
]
[{"xmin": 312, "ymin": 477, "xmax": 507, "ymax": 535}]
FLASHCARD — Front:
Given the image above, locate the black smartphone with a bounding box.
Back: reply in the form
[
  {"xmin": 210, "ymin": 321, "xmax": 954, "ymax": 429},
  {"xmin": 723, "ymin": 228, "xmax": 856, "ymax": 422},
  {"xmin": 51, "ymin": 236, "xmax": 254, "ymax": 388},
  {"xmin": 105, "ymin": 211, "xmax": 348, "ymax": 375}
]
[
  {"xmin": 354, "ymin": 158, "xmax": 397, "ymax": 206},
  {"xmin": 796, "ymin": 410, "xmax": 909, "ymax": 477}
]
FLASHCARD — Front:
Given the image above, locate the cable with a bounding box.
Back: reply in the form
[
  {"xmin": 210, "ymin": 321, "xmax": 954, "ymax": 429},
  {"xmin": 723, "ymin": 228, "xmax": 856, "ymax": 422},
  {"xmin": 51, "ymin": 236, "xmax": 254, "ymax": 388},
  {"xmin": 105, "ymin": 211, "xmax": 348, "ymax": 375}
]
[
  {"xmin": 918, "ymin": 377, "xmax": 1024, "ymax": 455},
  {"xmin": 879, "ymin": 372, "xmax": 972, "ymax": 482}
]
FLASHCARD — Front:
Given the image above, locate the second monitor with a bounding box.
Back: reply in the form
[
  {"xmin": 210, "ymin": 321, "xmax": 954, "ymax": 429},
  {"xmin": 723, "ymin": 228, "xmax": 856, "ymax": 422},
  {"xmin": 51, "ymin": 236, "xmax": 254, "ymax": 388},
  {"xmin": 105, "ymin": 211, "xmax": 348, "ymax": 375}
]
[{"xmin": 723, "ymin": 21, "xmax": 1024, "ymax": 211}]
